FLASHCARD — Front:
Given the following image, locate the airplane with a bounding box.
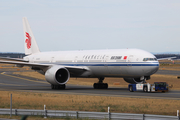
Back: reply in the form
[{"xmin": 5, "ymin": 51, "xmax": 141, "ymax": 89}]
[{"xmin": 0, "ymin": 17, "xmax": 160, "ymax": 90}]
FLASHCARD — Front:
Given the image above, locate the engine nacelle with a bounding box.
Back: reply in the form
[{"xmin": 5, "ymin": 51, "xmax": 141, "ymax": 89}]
[
  {"xmin": 123, "ymin": 78, "xmax": 143, "ymax": 84},
  {"xmin": 45, "ymin": 65, "xmax": 70, "ymax": 85}
]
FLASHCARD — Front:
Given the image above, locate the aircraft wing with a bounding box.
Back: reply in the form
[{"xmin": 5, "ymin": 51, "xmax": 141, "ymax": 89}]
[
  {"xmin": 0, "ymin": 57, "xmax": 28, "ymax": 62},
  {"xmin": 0, "ymin": 60, "xmax": 49, "ymax": 68},
  {"xmin": 157, "ymin": 57, "xmax": 176, "ymax": 61},
  {"xmin": 0, "ymin": 60, "xmax": 88, "ymax": 74}
]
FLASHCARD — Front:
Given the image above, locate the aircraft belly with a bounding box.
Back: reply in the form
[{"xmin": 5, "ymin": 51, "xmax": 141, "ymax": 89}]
[
  {"xmin": 107, "ymin": 66, "xmax": 144, "ymax": 77},
  {"xmin": 87, "ymin": 66, "xmax": 151, "ymax": 77},
  {"xmin": 108, "ymin": 66, "xmax": 127, "ymax": 76},
  {"xmin": 89, "ymin": 66, "xmax": 109, "ymax": 77},
  {"xmin": 107, "ymin": 66, "xmax": 157, "ymax": 77},
  {"xmin": 125, "ymin": 66, "xmax": 144, "ymax": 76},
  {"xmin": 124, "ymin": 66, "xmax": 158, "ymax": 77},
  {"xmin": 70, "ymin": 65, "xmax": 158, "ymax": 78}
]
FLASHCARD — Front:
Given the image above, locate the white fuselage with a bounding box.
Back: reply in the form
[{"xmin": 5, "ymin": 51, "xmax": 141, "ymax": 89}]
[{"xmin": 24, "ymin": 48, "xmax": 159, "ymax": 78}]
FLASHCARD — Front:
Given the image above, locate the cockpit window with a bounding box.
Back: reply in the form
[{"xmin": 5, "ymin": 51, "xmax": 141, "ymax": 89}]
[{"xmin": 143, "ymin": 58, "xmax": 157, "ymax": 61}]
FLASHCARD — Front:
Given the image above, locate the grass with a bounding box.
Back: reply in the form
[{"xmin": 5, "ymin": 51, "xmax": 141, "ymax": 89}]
[
  {"xmin": 0, "ymin": 91, "xmax": 180, "ymax": 116},
  {"xmin": 0, "ymin": 115, "xmax": 96, "ymax": 120},
  {"xmin": 159, "ymin": 64, "xmax": 180, "ymax": 71},
  {"xmin": 159, "ymin": 60, "xmax": 180, "ymax": 71}
]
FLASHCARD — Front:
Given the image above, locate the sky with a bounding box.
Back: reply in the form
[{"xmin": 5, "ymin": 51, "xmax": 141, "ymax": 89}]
[{"xmin": 0, "ymin": 0, "xmax": 180, "ymax": 53}]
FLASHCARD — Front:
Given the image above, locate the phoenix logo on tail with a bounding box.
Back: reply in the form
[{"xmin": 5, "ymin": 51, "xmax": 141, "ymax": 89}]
[{"xmin": 25, "ymin": 32, "xmax": 31, "ymax": 49}]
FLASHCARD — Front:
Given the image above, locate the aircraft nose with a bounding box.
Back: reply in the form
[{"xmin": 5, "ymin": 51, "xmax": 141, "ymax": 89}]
[
  {"xmin": 152, "ymin": 65, "xmax": 159, "ymax": 74},
  {"xmin": 145, "ymin": 62, "xmax": 159, "ymax": 75},
  {"xmin": 151, "ymin": 62, "xmax": 159, "ymax": 74}
]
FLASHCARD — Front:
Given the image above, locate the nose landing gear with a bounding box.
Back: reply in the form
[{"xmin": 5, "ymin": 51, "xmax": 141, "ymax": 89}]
[
  {"xmin": 142, "ymin": 76, "xmax": 151, "ymax": 83},
  {"xmin": 93, "ymin": 77, "xmax": 108, "ymax": 89}
]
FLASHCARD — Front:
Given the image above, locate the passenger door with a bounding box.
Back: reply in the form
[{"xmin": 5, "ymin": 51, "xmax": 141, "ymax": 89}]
[{"xmin": 128, "ymin": 55, "xmax": 133, "ymax": 66}]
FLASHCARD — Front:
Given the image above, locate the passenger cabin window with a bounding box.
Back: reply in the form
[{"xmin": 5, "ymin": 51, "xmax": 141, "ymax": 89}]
[{"xmin": 143, "ymin": 58, "xmax": 157, "ymax": 61}]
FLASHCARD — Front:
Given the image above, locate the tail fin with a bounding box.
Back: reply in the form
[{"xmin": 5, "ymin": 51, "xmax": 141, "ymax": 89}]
[{"xmin": 22, "ymin": 17, "xmax": 40, "ymax": 55}]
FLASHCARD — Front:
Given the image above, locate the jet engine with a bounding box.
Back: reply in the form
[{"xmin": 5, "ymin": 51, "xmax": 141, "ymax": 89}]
[
  {"xmin": 123, "ymin": 78, "xmax": 144, "ymax": 84},
  {"xmin": 45, "ymin": 65, "xmax": 70, "ymax": 85}
]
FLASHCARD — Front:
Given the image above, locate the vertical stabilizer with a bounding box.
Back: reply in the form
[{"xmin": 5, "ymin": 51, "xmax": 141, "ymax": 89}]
[{"xmin": 23, "ymin": 17, "xmax": 40, "ymax": 55}]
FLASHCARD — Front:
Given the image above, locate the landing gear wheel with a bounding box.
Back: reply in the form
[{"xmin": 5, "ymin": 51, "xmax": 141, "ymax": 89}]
[
  {"xmin": 59, "ymin": 84, "xmax": 66, "ymax": 89},
  {"xmin": 93, "ymin": 83, "xmax": 98, "ymax": 89},
  {"xmin": 51, "ymin": 84, "xmax": 54, "ymax": 89},
  {"xmin": 51, "ymin": 84, "xmax": 66, "ymax": 90},
  {"xmin": 93, "ymin": 83, "xmax": 108, "ymax": 89},
  {"xmin": 129, "ymin": 86, "xmax": 133, "ymax": 92},
  {"xmin": 104, "ymin": 83, "xmax": 108, "ymax": 89},
  {"xmin": 93, "ymin": 77, "xmax": 108, "ymax": 89},
  {"xmin": 143, "ymin": 86, "xmax": 147, "ymax": 92}
]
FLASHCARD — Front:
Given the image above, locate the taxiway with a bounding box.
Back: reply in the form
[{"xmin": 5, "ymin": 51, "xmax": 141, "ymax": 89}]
[{"xmin": 0, "ymin": 71, "xmax": 180, "ymax": 100}]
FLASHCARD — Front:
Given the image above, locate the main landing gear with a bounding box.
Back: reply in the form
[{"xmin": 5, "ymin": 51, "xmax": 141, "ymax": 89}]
[
  {"xmin": 93, "ymin": 77, "xmax": 108, "ymax": 89},
  {"xmin": 51, "ymin": 84, "xmax": 66, "ymax": 90},
  {"xmin": 142, "ymin": 78, "xmax": 146, "ymax": 84}
]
